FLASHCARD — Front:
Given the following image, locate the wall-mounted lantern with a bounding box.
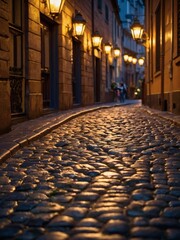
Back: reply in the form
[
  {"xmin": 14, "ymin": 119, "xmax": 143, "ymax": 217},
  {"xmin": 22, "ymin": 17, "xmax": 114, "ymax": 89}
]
[
  {"xmin": 138, "ymin": 57, "xmax": 145, "ymax": 66},
  {"xmin": 92, "ymin": 31, "xmax": 102, "ymax": 48},
  {"xmin": 130, "ymin": 17, "xmax": 150, "ymax": 48},
  {"xmin": 128, "ymin": 55, "xmax": 133, "ymax": 62},
  {"xmin": 132, "ymin": 57, "xmax": 137, "ymax": 64},
  {"xmin": 130, "ymin": 17, "xmax": 144, "ymax": 40},
  {"xmin": 113, "ymin": 45, "xmax": 120, "ymax": 58},
  {"xmin": 46, "ymin": 0, "xmax": 65, "ymax": 18},
  {"xmin": 72, "ymin": 13, "xmax": 86, "ymax": 37},
  {"xmin": 123, "ymin": 54, "xmax": 129, "ymax": 62},
  {"xmin": 104, "ymin": 42, "xmax": 112, "ymax": 55}
]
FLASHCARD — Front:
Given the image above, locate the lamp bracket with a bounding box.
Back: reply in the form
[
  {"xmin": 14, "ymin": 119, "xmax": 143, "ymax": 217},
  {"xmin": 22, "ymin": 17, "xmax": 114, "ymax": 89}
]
[
  {"xmin": 66, "ymin": 24, "xmax": 83, "ymax": 40},
  {"xmin": 51, "ymin": 14, "xmax": 59, "ymax": 19},
  {"xmin": 41, "ymin": 0, "xmax": 47, "ymax": 4},
  {"xmin": 136, "ymin": 31, "xmax": 149, "ymax": 48},
  {"xmin": 66, "ymin": 24, "xmax": 73, "ymax": 36},
  {"xmin": 93, "ymin": 46, "xmax": 102, "ymax": 51}
]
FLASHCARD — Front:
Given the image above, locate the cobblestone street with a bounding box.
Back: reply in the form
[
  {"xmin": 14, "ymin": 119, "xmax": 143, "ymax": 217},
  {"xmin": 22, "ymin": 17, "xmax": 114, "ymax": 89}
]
[{"xmin": 0, "ymin": 103, "xmax": 180, "ymax": 240}]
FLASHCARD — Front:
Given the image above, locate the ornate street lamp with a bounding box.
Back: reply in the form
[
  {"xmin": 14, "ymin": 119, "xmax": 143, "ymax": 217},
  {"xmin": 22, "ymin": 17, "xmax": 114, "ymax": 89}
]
[
  {"xmin": 47, "ymin": 0, "xmax": 65, "ymax": 18},
  {"xmin": 130, "ymin": 17, "xmax": 144, "ymax": 40},
  {"xmin": 123, "ymin": 54, "xmax": 129, "ymax": 62},
  {"xmin": 92, "ymin": 31, "xmax": 102, "ymax": 48},
  {"xmin": 132, "ymin": 57, "xmax": 137, "ymax": 64},
  {"xmin": 128, "ymin": 55, "xmax": 133, "ymax": 63},
  {"xmin": 138, "ymin": 57, "xmax": 144, "ymax": 66},
  {"xmin": 104, "ymin": 42, "xmax": 112, "ymax": 54},
  {"xmin": 113, "ymin": 45, "xmax": 120, "ymax": 58},
  {"xmin": 72, "ymin": 13, "xmax": 86, "ymax": 36},
  {"xmin": 130, "ymin": 17, "xmax": 150, "ymax": 48}
]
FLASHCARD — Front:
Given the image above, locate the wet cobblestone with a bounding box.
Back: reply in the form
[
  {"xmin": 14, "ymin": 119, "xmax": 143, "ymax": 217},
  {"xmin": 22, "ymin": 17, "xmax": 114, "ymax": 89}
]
[{"xmin": 0, "ymin": 104, "xmax": 180, "ymax": 239}]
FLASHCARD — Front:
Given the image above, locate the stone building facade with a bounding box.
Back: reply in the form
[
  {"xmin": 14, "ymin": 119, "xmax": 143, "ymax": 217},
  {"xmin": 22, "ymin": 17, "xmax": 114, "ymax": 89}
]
[
  {"xmin": 0, "ymin": 0, "xmax": 11, "ymax": 133},
  {"xmin": 118, "ymin": 0, "xmax": 145, "ymax": 100},
  {"xmin": 0, "ymin": 0, "xmax": 121, "ymax": 134},
  {"xmin": 144, "ymin": 0, "xmax": 180, "ymax": 114}
]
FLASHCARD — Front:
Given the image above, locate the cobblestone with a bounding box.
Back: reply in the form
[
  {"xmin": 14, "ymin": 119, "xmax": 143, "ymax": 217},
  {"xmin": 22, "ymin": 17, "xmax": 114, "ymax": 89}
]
[{"xmin": 0, "ymin": 103, "xmax": 179, "ymax": 239}]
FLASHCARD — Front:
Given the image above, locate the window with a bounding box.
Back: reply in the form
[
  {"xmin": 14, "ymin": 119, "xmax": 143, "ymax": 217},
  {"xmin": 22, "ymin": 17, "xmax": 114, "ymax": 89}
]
[
  {"xmin": 9, "ymin": 0, "xmax": 23, "ymax": 74},
  {"xmin": 112, "ymin": 14, "xmax": 116, "ymax": 43},
  {"xmin": 9, "ymin": 0, "xmax": 24, "ymax": 114},
  {"xmin": 105, "ymin": 57, "xmax": 108, "ymax": 89},
  {"xmin": 117, "ymin": 25, "xmax": 119, "ymax": 38},
  {"xmin": 97, "ymin": 0, "xmax": 102, "ymax": 12},
  {"xmin": 105, "ymin": 4, "xmax": 109, "ymax": 23},
  {"xmin": 155, "ymin": 4, "xmax": 161, "ymax": 72},
  {"xmin": 41, "ymin": 22, "xmax": 51, "ymax": 108}
]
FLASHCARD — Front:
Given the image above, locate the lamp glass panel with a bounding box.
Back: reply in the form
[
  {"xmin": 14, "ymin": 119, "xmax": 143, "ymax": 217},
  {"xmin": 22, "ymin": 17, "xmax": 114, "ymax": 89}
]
[
  {"xmin": 92, "ymin": 36, "xmax": 102, "ymax": 48},
  {"xmin": 128, "ymin": 56, "xmax": 132, "ymax": 62},
  {"xmin": 131, "ymin": 27, "xmax": 143, "ymax": 40},
  {"xmin": 132, "ymin": 58, "xmax": 137, "ymax": 64},
  {"xmin": 124, "ymin": 54, "xmax": 129, "ymax": 61},
  {"xmin": 138, "ymin": 58, "xmax": 144, "ymax": 65},
  {"xmin": 73, "ymin": 23, "xmax": 85, "ymax": 36},
  {"xmin": 104, "ymin": 45, "xmax": 111, "ymax": 54},
  {"xmin": 114, "ymin": 49, "xmax": 120, "ymax": 57},
  {"xmin": 49, "ymin": 0, "xmax": 65, "ymax": 14}
]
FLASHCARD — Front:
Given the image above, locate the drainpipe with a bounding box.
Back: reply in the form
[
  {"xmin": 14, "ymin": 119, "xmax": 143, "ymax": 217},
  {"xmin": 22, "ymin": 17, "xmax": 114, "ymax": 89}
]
[
  {"xmin": 148, "ymin": 0, "xmax": 152, "ymax": 107},
  {"xmin": 161, "ymin": 0, "xmax": 165, "ymax": 111},
  {"xmin": 169, "ymin": 0, "xmax": 174, "ymax": 112},
  {"xmin": 145, "ymin": 0, "xmax": 151, "ymax": 107},
  {"xmin": 92, "ymin": 0, "xmax": 94, "ymax": 33},
  {"xmin": 91, "ymin": 0, "xmax": 95, "ymax": 101}
]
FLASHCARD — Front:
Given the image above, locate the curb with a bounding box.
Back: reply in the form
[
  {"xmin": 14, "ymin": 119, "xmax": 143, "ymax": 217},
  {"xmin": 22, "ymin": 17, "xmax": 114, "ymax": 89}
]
[{"xmin": 142, "ymin": 106, "xmax": 180, "ymax": 127}]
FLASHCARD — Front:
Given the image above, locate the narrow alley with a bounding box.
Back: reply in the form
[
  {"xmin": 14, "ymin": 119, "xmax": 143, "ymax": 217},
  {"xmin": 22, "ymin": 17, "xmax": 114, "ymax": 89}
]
[{"xmin": 0, "ymin": 103, "xmax": 180, "ymax": 239}]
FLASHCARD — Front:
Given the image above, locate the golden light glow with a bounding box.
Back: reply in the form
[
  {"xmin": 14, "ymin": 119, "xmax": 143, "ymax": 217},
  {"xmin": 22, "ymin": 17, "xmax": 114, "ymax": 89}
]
[
  {"xmin": 138, "ymin": 57, "xmax": 144, "ymax": 66},
  {"xmin": 114, "ymin": 45, "xmax": 120, "ymax": 58},
  {"xmin": 48, "ymin": 0, "xmax": 65, "ymax": 16},
  {"xmin": 123, "ymin": 54, "xmax": 129, "ymax": 62},
  {"xmin": 132, "ymin": 57, "xmax": 137, "ymax": 64},
  {"xmin": 72, "ymin": 13, "xmax": 86, "ymax": 36},
  {"xmin": 130, "ymin": 18, "xmax": 144, "ymax": 40},
  {"xmin": 73, "ymin": 24, "xmax": 85, "ymax": 36},
  {"xmin": 128, "ymin": 56, "xmax": 133, "ymax": 62},
  {"xmin": 92, "ymin": 32, "xmax": 102, "ymax": 48},
  {"xmin": 104, "ymin": 43, "xmax": 111, "ymax": 54},
  {"xmin": 131, "ymin": 27, "xmax": 144, "ymax": 40}
]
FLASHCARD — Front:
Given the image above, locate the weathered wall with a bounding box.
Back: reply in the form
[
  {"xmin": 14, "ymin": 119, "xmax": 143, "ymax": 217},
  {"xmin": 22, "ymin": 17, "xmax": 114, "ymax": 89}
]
[
  {"xmin": 27, "ymin": 0, "xmax": 42, "ymax": 118},
  {"xmin": 0, "ymin": 0, "xmax": 11, "ymax": 134},
  {"xmin": 146, "ymin": 0, "xmax": 180, "ymax": 114}
]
